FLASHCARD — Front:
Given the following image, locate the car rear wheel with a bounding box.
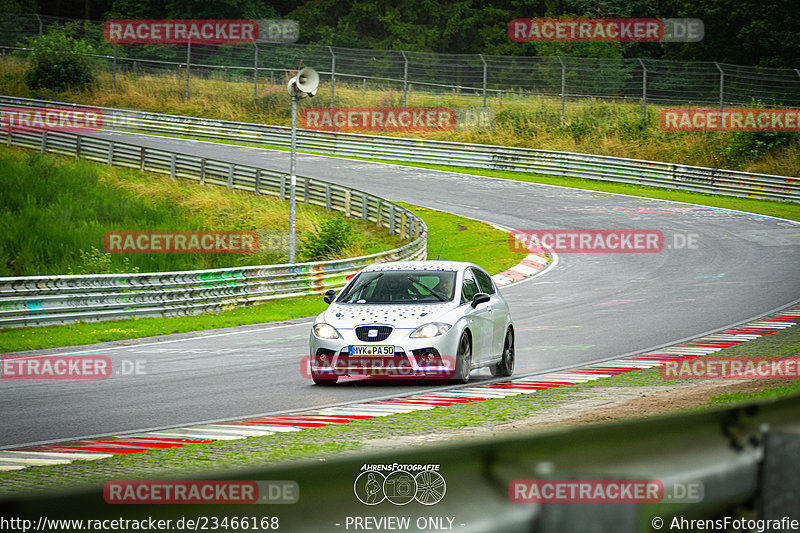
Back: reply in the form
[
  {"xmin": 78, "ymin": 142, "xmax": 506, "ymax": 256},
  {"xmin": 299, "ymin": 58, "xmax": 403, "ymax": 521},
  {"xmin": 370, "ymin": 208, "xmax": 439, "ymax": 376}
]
[
  {"xmin": 455, "ymin": 331, "xmax": 472, "ymax": 383},
  {"xmin": 312, "ymin": 375, "xmax": 338, "ymax": 385},
  {"xmin": 491, "ymin": 328, "xmax": 515, "ymax": 377}
]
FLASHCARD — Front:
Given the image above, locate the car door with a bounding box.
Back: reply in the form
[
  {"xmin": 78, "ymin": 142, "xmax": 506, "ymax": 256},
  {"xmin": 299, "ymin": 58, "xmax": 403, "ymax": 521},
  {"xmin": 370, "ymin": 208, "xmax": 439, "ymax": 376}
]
[
  {"xmin": 460, "ymin": 268, "xmax": 493, "ymax": 363},
  {"xmin": 472, "ymin": 267, "xmax": 508, "ymax": 357}
]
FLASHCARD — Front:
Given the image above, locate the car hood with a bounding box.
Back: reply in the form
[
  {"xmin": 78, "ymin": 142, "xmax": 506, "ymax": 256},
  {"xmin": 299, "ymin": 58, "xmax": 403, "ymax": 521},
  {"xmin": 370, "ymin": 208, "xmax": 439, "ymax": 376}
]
[{"xmin": 321, "ymin": 302, "xmax": 459, "ymax": 329}]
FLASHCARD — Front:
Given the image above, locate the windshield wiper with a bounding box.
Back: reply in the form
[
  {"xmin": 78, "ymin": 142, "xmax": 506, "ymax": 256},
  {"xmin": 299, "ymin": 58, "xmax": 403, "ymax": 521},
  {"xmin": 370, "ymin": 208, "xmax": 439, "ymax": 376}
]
[
  {"xmin": 407, "ymin": 277, "xmax": 448, "ymax": 301},
  {"xmin": 344, "ymin": 272, "xmax": 384, "ymax": 302}
]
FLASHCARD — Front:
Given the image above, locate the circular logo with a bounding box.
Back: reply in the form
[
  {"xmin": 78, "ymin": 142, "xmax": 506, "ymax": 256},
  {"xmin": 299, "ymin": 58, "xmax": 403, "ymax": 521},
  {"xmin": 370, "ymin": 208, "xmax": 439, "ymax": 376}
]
[
  {"xmin": 353, "ymin": 471, "xmax": 385, "ymax": 505},
  {"xmin": 414, "ymin": 471, "xmax": 446, "ymax": 505},
  {"xmin": 383, "ymin": 471, "xmax": 417, "ymax": 505}
]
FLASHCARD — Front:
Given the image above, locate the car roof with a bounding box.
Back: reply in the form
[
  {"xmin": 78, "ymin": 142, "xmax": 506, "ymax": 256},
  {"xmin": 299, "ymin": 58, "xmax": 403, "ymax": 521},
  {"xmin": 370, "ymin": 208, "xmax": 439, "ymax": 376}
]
[{"xmin": 361, "ymin": 261, "xmax": 474, "ymax": 273}]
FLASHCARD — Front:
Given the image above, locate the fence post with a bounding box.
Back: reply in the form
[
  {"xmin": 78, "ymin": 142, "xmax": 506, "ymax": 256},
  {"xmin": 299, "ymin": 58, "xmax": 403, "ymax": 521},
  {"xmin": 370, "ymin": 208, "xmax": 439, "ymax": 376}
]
[
  {"xmin": 557, "ymin": 56, "xmax": 566, "ymax": 125},
  {"xmin": 479, "ymin": 54, "xmax": 487, "ymax": 112},
  {"xmin": 112, "ymin": 42, "xmax": 117, "ymax": 93},
  {"xmin": 139, "ymin": 147, "xmax": 145, "ymax": 172},
  {"xmin": 227, "ymin": 165, "xmax": 234, "ymax": 189},
  {"xmin": 107, "ymin": 142, "xmax": 114, "ymax": 166},
  {"xmin": 328, "ymin": 46, "xmax": 335, "ymax": 108},
  {"xmin": 280, "ymin": 174, "xmax": 286, "ymax": 200},
  {"xmin": 401, "ymin": 50, "xmax": 408, "ymax": 108},
  {"xmin": 35, "ymin": 14, "xmax": 42, "ymax": 43},
  {"xmin": 325, "ymin": 184, "xmax": 332, "ymax": 210},
  {"xmin": 170, "ymin": 153, "xmax": 176, "ymax": 178},
  {"xmin": 361, "ymin": 195, "xmax": 368, "ymax": 221},
  {"xmin": 389, "ymin": 204, "xmax": 396, "ymax": 235},
  {"xmin": 714, "ymin": 62, "xmax": 724, "ymax": 126},
  {"xmin": 638, "ymin": 58, "xmax": 647, "ymax": 129},
  {"xmin": 76, "ymin": 136, "xmax": 81, "ymax": 159},
  {"xmin": 40, "ymin": 130, "xmax": 47, "ymax": 153},
  {"xmin": 200, "ymin": 158, "xmax": 206, "ymax": 185},
  {"xmin": 255, "ymin": 168, "xmax": 261, "ymax": 195},
  {"xmin": 253, "ymin": 43, "xmax": 259, "ymax": 101},
  {"xmin": 185, "ymin": 41, "xmax": 191, "ymax": 100}
]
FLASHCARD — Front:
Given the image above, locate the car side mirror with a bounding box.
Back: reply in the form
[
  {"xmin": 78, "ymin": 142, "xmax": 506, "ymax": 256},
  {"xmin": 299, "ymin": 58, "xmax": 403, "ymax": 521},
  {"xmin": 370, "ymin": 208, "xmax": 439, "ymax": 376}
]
[
  {"xmin": 323, "ymin": 289, "xmax": 337, "ymax": 304},
  {"xmin": 471, "ymin": 292, "xmax": 491, "ymax": 308}
]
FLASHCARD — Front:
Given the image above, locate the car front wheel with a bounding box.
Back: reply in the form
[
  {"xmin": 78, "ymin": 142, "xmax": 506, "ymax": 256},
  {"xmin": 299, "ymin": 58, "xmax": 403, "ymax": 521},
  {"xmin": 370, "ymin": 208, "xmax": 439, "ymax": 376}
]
[{"xmin": 454, "ymin": 331, "xmax": 472, "ymax": 384}]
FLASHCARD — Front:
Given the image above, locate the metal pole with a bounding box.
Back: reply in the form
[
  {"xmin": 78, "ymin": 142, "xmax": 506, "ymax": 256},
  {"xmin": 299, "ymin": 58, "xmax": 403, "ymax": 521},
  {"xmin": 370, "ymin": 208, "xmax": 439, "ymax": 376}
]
[
  {"xmin": 289, "ymin": 94, "xmax": 298, "ymax": 263},
  {"xmin": 401, "ymin": 51, "xmax": 409, "ymax": 108},
  {"xmin": 715, "ymin": 62, "xmax": 724, "ymax": 128},
  {"xmin": 557, "ymin": 56, "xmax": 566, "ymax": 125},
  {"xmin": 479, "ymin": 54, "xmax": 487, "ymax": 112},
  {"xmin": 253, "ymin": 43, "xmax": 258, "ymax": 101},
  {"xmin": 328, "ymin": 46, "xmax": 335, "ymax": 108},
  {"xmin": 35, "ymin": 14, "xmax": 42, "ymax": 43},
  {"xmin": 112, "ymin": 42, "xmax": 117, "ymax": 93},
  {"xmin": 638, "ymin": 58, "xmax": 647, "ymax": 129},
  {"xmin": 185, "ymin": 41, "xmax": 191, "ymax": 100}
]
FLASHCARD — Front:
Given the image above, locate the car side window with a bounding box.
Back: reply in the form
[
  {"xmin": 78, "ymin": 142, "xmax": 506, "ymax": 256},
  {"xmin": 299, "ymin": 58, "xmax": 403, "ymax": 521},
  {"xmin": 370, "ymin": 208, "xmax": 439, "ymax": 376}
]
[
  {"xmin": 461, "ymin": 269, "xmax": 480, "ymax": 304},
  {"xmin": 472, "ymin": 268, "xmax": 495, "ymax": 295}
]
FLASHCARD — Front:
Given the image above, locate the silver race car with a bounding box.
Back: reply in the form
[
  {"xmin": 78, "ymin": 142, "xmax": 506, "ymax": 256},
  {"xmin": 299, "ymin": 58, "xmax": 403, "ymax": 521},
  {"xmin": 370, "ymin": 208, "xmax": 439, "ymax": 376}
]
[{"xmin": 308, "ymin": 261, "xmax": 514, "ymax": 385}]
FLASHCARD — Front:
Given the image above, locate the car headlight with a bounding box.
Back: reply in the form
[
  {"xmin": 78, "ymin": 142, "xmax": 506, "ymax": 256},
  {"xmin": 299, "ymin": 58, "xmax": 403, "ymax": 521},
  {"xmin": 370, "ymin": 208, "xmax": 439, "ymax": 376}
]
[
  {"xmin": 410, "ymin": 323, "xmax": 452, "ymax": 338},
  {"xmin": 313, "ymin": 323, "xmax": 341, "ymax": 339}
]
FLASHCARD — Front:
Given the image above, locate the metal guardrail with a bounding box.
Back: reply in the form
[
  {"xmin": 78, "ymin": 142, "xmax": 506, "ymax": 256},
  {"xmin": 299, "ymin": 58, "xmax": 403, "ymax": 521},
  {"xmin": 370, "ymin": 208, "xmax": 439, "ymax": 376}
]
[
  {"xmin": 1, "ymin": 95, "xmax": 796, "ymax": 203},
  {"xmin": 0, "ymin": 128, "xmax": 426, "ymax": 328},
  {"xmin": 1, "ymin": 392, "xmax": 798, "ymax": 531}
]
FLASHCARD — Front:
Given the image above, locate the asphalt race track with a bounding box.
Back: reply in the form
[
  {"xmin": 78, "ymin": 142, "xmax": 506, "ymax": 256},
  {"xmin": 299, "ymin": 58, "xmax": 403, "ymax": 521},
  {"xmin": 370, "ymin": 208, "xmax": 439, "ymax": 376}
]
[{"xmin": 2, "ymin": 131, "xmax": 799, "ymax": 448}]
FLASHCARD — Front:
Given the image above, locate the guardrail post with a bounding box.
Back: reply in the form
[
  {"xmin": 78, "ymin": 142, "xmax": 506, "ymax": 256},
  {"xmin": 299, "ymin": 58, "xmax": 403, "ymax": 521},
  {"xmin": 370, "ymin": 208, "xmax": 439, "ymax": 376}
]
[
  {"xmin": 479, "ymin": 54, "xmax": 487, "ymax": 112},
  {"xmin": 557, "ymin": 56, "xmax": 566, "ymax": 125},
  {"xmin": 280, "ymin": 174, "xmax": 286, "ymax": 200},
  {"xmin": 185, "ymin": 41, "xmax": 191, "ymax": 101},
  {"xmin": 345, "ymin": 189, "xmax": 351, "ymax": 217},
  {"xmin": 227, "ymin": 165, "xmax": 234, "ymax": 189},
  {"xmin": 328, "ymin": 46, "xmax": 335, "ymax": 108},
  {"xmin": 715, "ymin": 62, "xmax": 724, "ymax": 123},
  {"xmin": 389, "ymin": 204, "xmax": 396, "ymax": 235},
  {"xmin": 325, "ymin": 184, "xmax": 332, "ymax": 210},
  {"xmin": 304, "ymin": 177, "xmax": 309, "ymax": 203},
  {"xmin": 400, "ymin": 211, "xmax": 407, "ymax": 239},
  {"xmin": 401, "ymin": 50, "xmax": 408, "ymax": 108},
  {"xmin": 255, "ymin": 169, "xmax": 261, "ymax": 195},
  {"xmin": 139, "ymin": 147, "xmax": 145, "ymax": 172},
  {"xmin": 253, "ymin": 43, "xmax": 259, "ymax": 102},
  {"xmin": 170, "ymin": 153, "xmax": 176, "ymax": 178},
  {"xmin": 376, "ymin": 199, "xmax": 383, "ymax": 226},
  {"xmin": 5, "ymin": 121, "xmax": 10, "ymax": 147},
  {"xmin": 200, "ymin": 158, "xmax": 206, "ymax": 185},
  {"xmin": 361, "ymin": 195, "xmax": 368, "ymax": 221},
  {"xmin": 638, "ymin": 58, "xmax": 647, "ymax": 129},
  {"xmin": 112, "ymin": 42, "xmax": 117, "ymax": 93},
  {"xmin": 40, "ymin": 130, "xmax": 47, "ymax": 153},
  {"xmin": 76, "ymin": 136, "xmax": 81, "ymax": 159},
  {"xmin": 107, "ymin": 142, "xmax": 114, "ymax": 166}
]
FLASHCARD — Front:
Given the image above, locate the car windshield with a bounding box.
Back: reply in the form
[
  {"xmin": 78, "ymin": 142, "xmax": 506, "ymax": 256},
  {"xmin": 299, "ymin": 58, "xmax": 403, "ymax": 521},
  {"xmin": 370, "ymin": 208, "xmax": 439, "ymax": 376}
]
[{"xmin": 337, "ymin": 270, "xmax": 457, "ymax": 304}]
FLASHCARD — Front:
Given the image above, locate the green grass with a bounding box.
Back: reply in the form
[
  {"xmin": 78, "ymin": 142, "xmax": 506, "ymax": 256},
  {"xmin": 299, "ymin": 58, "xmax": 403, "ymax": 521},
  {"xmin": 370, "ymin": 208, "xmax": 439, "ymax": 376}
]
[
  {"xmin": 0, "ymin": 146, "xmax": 402, "ymax": 276},
  {"xmin": 0, "ymin": 199, "xmax": 528, "ymax": 353},
  {"xmin": 398, "ymin": 202, "xmax": 529, "ymax": 273},
  {"xmin": 2, "ymin": 320, "xmax": 796, "ymax": 495}
]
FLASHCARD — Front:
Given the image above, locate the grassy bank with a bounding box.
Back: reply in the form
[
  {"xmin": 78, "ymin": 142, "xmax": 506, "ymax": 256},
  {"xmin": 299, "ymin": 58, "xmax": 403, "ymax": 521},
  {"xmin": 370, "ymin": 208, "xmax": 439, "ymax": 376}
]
[
  {"xmin": 0, "ymin": 146, "xmax": 402, "ymax": 277},
  {"xmin": 0, "ymin": 57, "xmax": 797, "ymax": 177}
]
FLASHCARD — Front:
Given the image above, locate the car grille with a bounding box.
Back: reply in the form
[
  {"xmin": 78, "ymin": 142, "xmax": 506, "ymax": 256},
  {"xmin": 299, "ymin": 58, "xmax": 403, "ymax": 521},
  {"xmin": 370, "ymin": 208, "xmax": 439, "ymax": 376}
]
[{"xmin": 355, "ymin": 325, "xmax": 392, "ymax": 342}]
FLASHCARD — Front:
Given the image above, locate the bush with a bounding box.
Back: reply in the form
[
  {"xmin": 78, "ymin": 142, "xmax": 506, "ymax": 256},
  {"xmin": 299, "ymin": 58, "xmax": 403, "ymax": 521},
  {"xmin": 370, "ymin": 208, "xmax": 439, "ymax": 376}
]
[
  {"xmin": 67, "ymin": 247, "xmax": 139, "ymax": 275},
  {"xmin": 724, "ymin": 132, "xmax": 796, "ymax": 166},
  {"xmin": 24, "ymin": 30, "xmax": 96, "ymax": 91},
  {"xmin": 298, "ymin": 217, "xmax": 356, "ymax": 262}
]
